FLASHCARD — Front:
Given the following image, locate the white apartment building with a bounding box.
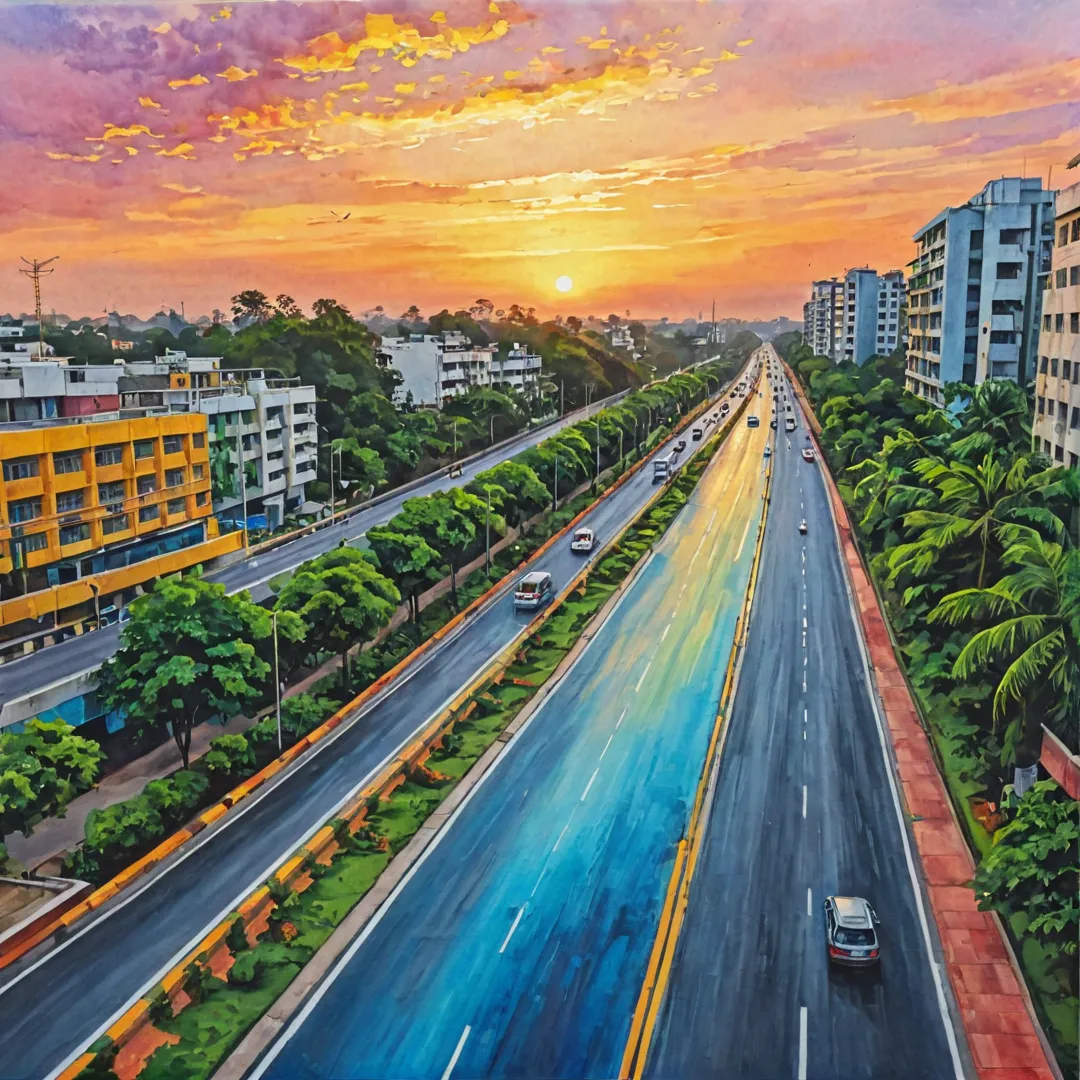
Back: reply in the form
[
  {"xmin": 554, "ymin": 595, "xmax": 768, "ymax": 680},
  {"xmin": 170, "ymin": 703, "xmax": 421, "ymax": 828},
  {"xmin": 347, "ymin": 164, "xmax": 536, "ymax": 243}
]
[
  {"xmin": 491, "ymin": 343, "xmax": 542, "ymax": 396},
  {"xmin": 906, "ymin": 177, "xmax": 1055, "ymax": 405},
  {"xmin": 803, "ymin": 279, "xmax": 841, "ymax": 359},
  {"xmin": 119, "ymin": 352, "xmax": 318, "ymax": 528},
  {"xmin": 1033, "ymin": 177, "xmax": 1080, "ymax": 468},
  {"xmin": 379, "ymin": 332, "xmax": 501, "ymax": 406}
]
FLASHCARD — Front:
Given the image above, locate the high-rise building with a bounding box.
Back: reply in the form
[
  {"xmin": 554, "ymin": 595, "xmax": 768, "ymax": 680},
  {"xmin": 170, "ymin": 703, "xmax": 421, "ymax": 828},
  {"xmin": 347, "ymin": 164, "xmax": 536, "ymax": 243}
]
[
  {"xmin": 1033, "ymin": 175, "xmax": 1080, "ymax": 469},
  {"xmin": 803, "ymin": 278, "xmax": 840, "ymax": 359},
  {"xmin": 905, "ymin": 177, "xmax": 1055, "ymax": 405},
  {"xmin": 803, "ymin": 270, "xmax": 905, "ymax": 364}
]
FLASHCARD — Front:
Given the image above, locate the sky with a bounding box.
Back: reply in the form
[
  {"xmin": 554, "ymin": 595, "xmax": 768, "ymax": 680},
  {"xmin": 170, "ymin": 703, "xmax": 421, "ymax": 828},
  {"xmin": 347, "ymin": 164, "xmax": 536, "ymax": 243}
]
[{"xmin": 2, "ymin": 0, "xmax": 1080, "ymax": 323}]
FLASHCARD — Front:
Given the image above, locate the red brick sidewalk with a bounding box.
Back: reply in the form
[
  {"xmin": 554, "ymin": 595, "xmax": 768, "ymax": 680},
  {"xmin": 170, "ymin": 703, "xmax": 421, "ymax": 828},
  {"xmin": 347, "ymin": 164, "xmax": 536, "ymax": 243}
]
[{"xmin": 788, "ymin": 368, "xmax": 1059, "ymax": 1080}]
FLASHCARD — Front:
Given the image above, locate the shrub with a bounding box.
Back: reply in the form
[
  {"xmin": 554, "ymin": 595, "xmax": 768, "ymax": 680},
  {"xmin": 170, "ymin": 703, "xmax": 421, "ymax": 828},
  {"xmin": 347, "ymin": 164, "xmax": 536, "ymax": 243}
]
[
  {"xmin": 226, "ymin": 914, "xmax": 249, "ymax": 954},
  {"xmin": 245, "ymin": 716, "xmax": 281, "ymax": 753},
  {"xmin": 83, "ymin": 795, "xmax": 164, "ymax": 863},
  {"xmin": 143, "ymin": 771, "xmax": 210, "ymax": 825},
  {"xmin": 147, "ymin": 989, "xmax": 173, "ymax": 1026},
  {"xmin": 202, "ymin": 733, "xmax": 255, "ymax": 779},
  {"xmin": 227, "ymin": 950, "xmax": 264, "ymax": 989},
  {"xmin": 63, "ymin": 845, "xmax": 100, "ymax": 882},
  {"xmin": 281, "ymin": 694, "xmax": 335, "ymax": 741}
]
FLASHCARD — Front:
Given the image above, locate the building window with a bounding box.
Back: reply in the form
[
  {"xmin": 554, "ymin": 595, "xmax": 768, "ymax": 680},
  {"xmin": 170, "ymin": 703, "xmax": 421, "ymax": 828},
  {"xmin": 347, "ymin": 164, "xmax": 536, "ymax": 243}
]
[
  {"xmin": 1071, "ymin": 453, "xmax": 1079, "ymax": 468},
  {"xmin": 1056, "ymin": 314, "xmax": 1065, "ymax": 333},
  {"xmin": 98, "ymin": 481, "xmax": 125, "ymax": 504},
  {"xmin": 137, "ymin": 474, "xmax": 156, "ymax": 495},
  {"xmin": 1072, "ymin": 313, "xmax": 1080, "ymax": 334},
  {"xmin": 1057, "ymin": 268, "xmax": 1068, "ymax": 289},
  {"xmin": 167, "ymin": 498, "xmax": 186, "ymax": 515},
  {"xmin": 999, "ymin": 228, "xmax": 1025, "ymax": 245},
  {"xmin": 162, "ymin": 435, "xmax": 183, "ymax": 455},
  {"xmin": 1038, "ymin": 396, "xmax": 1046, "ymax": 414},
  {"xmin": 1060, "ymin": 225, "xmax": 1069, "ymax": 246},
  {"xmin": 95, "ymin": 445, "xmax": 123, "ymax": 467},
  {"xmin": 3, "ymin": 456, "xmax": 39, "ymax": 481},
  {"xmin": 56, "ymin": 490, "xmax": 84, "ymax": 513},
  {"xmin": 1055, "ymin": 443, "xmax": 1065, "ymax": 462},
  {"xmin": 134, "ymin": 439, "xmax": 155, "ymax": 460},
  {"xmin": 193, "ymin": 464, "xmax": 205, "ymax": 480},
  {"xmin": 59, "ymin": 522, "xmax": 90, "ymax": 546},
  {"xmin": 1044, "ymin": 314, "xmax": 1053, "ymax": 331},
  {"xmin": 1073, "ymin": 219, "xmax": 1080, "ymax": 243},
  {"xmin": 1044, "ymin": 439, "xmax": 1053, "ymax": 454},
  {"xmin": 138, "ymin": 504, "xmax": 159, "ymax": 523},
  {"xmin": 996, "ymin": 262, "xmax": 1022, "ymax": 280},
  {"xmin": 9, "ymin": 497, "xmax": 42, "ymax": 523},
  {"xmin": 1072, "ymin": 407, "xmax": 1080, "ymax": 430},
  {"xmin": 1066, "ymin": 360, "xmax": 1073, "ymax": 381},
  {"xmin": 193, "ymin": 432, "xmax": 206, "ymax": 449},
  {"xmin": 20, "ymin": 532, "xmax": 48, "ymax": 553},
  {"xmin": 53, "ymin": 451, "xmax": 83, "ymax": 475},
  {"xmin": 195, "ymin": 490, "xmax": 208, "ymax": 506},
  {"xmin": 1051, "ymin": 358, "xmax": 1059, "ymax": 377},
  {"xmin": 1072, "ymin": 266, "xmax": 1080, "ymax": 287},
  {"xmin": 103, "ymin": 513, "xmax": 130, "ymax": 535},
  {"xmin": 165, "ymin": 468, "xmax": 185, "ymax": 488}
]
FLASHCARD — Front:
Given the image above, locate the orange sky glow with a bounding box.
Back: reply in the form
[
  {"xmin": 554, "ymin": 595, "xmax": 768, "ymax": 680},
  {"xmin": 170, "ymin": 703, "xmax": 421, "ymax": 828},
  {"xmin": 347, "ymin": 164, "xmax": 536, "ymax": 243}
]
[{"xmin": 2, "ymin": 0, "xmax": 1079, "ymax": 321}]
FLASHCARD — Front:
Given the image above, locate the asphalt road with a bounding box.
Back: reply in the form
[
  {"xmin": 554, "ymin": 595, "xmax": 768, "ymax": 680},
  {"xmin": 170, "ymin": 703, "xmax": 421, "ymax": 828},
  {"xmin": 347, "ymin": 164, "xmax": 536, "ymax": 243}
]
[
  {"xmin": 254, "ymin": 372, "xmax": 771, "ymax": 1079},
  {"xmin": 0, "ymin": 394, "xmax": 628, "ymax": 710},
  {"xmin": 0, "ymin": 372, "xmax": 754, "ymax": 1080},
  {"xmin": 646, "ymin": 354, "xmax": 959, "ymax": 1079}
]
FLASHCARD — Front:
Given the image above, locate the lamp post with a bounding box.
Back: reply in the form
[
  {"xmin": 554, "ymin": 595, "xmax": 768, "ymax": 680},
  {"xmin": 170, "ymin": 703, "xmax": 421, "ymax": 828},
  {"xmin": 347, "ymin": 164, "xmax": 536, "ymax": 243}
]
[
  {"xmin": 235, "ymin": 425, "xmax": 249, "ymax": 550},
  {"xmin": 594, "ymin": 416, "xmax": 600, "ymax": 486},
  {"xmin": 553, "ymin": 454, "xmax": 559, "ymax": 511},
  {"xmin": 484, "ymin": 485, "xmax": 492, "ymax": 574},
  {"xmin": 619, "ymin": 428, "xmax": 624, "ymax": 471},
  {"xmin": 272, "ymin": 610, "xmax": 282, "ymax": 752}
]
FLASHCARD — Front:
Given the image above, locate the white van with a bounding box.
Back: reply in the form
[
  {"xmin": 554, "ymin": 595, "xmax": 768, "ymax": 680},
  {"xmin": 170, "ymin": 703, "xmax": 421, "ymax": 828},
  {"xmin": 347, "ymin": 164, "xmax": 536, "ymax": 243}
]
[
  {"xmin": 571, "ymin": 527, "xmax": 595, "ymax": 553},
  {"xmin": 514, "ymin": 570, "xmax": 554, "ymax": 611}
]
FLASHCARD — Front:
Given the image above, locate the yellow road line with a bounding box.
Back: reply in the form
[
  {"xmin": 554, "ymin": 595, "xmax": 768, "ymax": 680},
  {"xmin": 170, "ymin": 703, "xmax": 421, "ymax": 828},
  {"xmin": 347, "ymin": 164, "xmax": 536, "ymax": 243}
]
[{"xmin": 620, "ymin": 391, "xmax": 773, "ymax": 1080}]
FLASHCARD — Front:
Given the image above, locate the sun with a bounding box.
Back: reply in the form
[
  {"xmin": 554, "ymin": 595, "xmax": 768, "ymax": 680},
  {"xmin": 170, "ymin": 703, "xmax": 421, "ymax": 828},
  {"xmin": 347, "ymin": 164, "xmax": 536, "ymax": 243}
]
[{"xmin": 555, "ymin": 275, "xmax": 573, "ymax": 294}]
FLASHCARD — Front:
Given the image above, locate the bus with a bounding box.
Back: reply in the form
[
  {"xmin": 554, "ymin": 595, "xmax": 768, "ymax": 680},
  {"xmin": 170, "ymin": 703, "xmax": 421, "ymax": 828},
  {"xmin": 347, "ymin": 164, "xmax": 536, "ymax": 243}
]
[{"xmin": 653, "ymin": 450, "xmax": 677, "ymax": 483}]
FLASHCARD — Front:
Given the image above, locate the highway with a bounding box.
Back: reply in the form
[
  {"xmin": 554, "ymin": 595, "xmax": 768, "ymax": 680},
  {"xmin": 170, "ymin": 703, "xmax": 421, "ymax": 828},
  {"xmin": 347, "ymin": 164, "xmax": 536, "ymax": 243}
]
[
  {"xmin": 0, "ymin": 369, "xmax": 754, "ymax": 1079},
  {"xmin": 0, "ymin": 392, "xmax": 628, "ymax": 712},
  {"xmin": 252, "ymin": 378, "xmax": 771, "ymax": 1078},
  {"xmin": 646, "ymin": 351, "xmax": 962, "ymax": 1079}
]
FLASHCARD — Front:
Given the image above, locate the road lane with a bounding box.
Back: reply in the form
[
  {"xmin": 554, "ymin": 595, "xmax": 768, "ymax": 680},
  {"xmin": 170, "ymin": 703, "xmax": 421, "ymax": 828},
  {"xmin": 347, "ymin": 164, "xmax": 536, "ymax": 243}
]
[
  {"xmin": 646, "ymin": 352, "xmax": 960, "ymax": 1079},
  {"xmin": 0, "ymin": 373, "xmax": 753, "ymax": 1080},
  {"xmin": 0, "ymin": 392, "xmax": 631, "ymax": 710},
  {"xmin": 256, "ymin": 381, "xmax": 772, "ymax": 1079}
]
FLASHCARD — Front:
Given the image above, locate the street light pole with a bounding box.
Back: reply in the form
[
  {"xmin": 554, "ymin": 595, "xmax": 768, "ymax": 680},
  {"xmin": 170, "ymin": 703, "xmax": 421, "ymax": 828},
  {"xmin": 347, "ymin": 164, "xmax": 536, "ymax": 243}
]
[
  {"xmin": 329, "ymin": 441, "xmax": 335, "ymax": 519},
  {"xmin": 553, "ymin": 454, "xmax": 559, "ymax": 511},
  {"xmin": 236, "ymin": 425, "xmax": 249, "ymax": 550},
  {"xmin": 272, "ymin": 611, "xmax": 282, "ymax": 752},
  {"xmin": 560, "ymin": 380, "xmax": 564, "ymax": 417},
  {"xmin": 594, "ymin": 416, "xmax": 600, "ymax": 483},
  {"xmin": 484, "ymin": 486, "xmax": 491, "ymax": 574}
]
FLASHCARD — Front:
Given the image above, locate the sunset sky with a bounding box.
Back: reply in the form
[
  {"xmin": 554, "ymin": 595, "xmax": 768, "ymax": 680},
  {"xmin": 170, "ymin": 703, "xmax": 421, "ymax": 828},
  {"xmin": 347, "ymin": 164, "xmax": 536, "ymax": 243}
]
[{"xmin": 3, "ymin": 0, "xmax": 1080, "ymax": 322}]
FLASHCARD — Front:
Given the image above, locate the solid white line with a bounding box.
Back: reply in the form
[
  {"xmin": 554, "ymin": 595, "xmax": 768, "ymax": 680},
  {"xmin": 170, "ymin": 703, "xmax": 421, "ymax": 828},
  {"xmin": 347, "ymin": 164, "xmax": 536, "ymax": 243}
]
[
  {"xmin": 661, "ymin": 622, "xmax": 672, "ymax": 643},
  {"xmin": 553, "ymin": 823, "xmax": 570, "ymax": 852},
  {"xmin": 635, "ymin": 661, "xmax": 652, "ymax": 692},
  {"xmin": 798, "ymin": 1007, "xmax": 808, "ymax": 1080},
  {"xmin": 615, "ymin": 707, "xmax": 627, "ymax": 730},
  {"xmin": 733, "ymin": 516, "xmax": 752, "ymax": 561},
  {"xmin": 581, "ymin": 767, "xmax": 600, "ymax": 802},
  {"xmin": 807, "ymin": 888, "xmax": 813, "ymax": 916},
  {"xmin": 442, "ymin": 1025, "xmax": 471, "ymax": 1080},
  {"xmin": 498, "ymin": 907, "xmax": 525, "ymax": 954},
  {"xmin": 802, "ymin": 785, "xmax": 808, "ymax": 819},
  {"xmin": 599, "ymin": 733, "xmax": 614, "ymax": 761}
]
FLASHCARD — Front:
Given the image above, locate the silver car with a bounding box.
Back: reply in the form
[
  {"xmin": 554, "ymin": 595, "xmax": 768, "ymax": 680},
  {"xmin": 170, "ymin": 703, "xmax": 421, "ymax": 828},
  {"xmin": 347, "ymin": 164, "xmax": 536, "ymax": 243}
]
[{"xmin": 824, "ymin": 896, "xmax": 880, "ymax": 965}]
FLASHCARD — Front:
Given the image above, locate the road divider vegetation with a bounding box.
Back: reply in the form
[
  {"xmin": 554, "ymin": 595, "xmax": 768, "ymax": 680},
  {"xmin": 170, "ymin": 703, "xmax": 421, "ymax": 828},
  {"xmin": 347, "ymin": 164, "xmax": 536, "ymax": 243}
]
[{"xmin": 62, "ymin": 375, "xmax": 759, "ymax": 1080}]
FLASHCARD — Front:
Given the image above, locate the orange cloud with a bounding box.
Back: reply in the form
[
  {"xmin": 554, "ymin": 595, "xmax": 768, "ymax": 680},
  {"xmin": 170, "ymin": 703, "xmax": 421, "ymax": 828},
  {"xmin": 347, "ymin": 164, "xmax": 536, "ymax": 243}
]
[
  {"xmin": 168, "ymin": 74, "xmax": 211, "ymax": 89},
  {"xmin": 138, "ymin": 96, "xmax": 163, "ymax": 110},
  {"xmin": 157, "ymin": 142, "xmax": 196, "ymax": 158},
  {"xmin": 218, "ymin": 66, "xmax": 258, "ymax": 82},
  {"xmin": 88, "ymin": 123, "xmax": 163, "ymax": 142}
]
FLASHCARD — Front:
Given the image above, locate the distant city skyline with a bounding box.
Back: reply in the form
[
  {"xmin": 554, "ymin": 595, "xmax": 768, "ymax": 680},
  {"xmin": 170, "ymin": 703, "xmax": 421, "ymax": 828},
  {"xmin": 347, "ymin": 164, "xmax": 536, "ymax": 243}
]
[{"xmin": 3, "ymin": 0, "xmax": 1079, "ymax": 320}]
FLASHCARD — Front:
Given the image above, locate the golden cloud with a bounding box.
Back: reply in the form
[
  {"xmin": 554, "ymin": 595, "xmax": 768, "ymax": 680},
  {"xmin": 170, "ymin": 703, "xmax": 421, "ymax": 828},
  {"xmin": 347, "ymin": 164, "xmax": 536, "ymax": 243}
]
[
  {"xmin": 157, "ymin": 142, "xmax": 196, "ymax": 158},
  {"xmin": 169, "ymin": 74, "xmax": 211, "ymax": 89},
  {"xmin": 218, "ymin": 66, "xmax": 258, "ymax": 82},
  {"xmin": 88, "ymin": 123, "xmax": 163, "ymax": 142},
  {"xmin": 279, "ymin": 11, "xmax": 514, "ymax": 74},
  {"xmin": 138, "ymin": 96, "xmax": 163, "ymax": 109},
  {"xmin": 46, "ymin": 151, "xmax": 102, "ymax": 163}
]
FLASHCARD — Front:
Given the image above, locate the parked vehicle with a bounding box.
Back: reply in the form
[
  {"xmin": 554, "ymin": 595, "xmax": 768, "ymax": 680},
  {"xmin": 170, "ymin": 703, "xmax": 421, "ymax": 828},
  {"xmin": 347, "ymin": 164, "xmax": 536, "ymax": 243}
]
[
  {"xmin": 570, "ymin": 527, "xmax": 595, "ymax": 553},
  {"xmin": 653, "ymin": 450, "xmax": 677, "ymax": 483},
  {"xmin": 824, "ymin": 896, "xmax": 880, "ymax": 966},
  {"xmin": 514, "ymin": 571, "xmax": 554, "ymax": 611}
]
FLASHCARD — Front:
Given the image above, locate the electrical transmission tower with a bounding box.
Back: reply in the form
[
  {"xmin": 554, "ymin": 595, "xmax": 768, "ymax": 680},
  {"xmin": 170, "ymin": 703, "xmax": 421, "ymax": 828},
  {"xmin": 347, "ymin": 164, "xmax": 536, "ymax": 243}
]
[{"xmin": 19, "ymin": 255, "xmax": 59, "ymax": 358}]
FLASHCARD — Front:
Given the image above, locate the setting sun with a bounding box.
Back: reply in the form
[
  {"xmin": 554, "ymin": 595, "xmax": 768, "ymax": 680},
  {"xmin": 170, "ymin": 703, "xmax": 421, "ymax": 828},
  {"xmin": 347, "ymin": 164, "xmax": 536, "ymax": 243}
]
[{"xmin": 555, "ymin": 275, "xmax": 573, "ymax": 294}]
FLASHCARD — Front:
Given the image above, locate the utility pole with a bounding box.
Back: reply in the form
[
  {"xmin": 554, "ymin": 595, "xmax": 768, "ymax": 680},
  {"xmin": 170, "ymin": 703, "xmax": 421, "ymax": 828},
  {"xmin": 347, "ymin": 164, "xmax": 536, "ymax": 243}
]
[
  {"xmin": 236, "ymin": 426, "xmax": 249, "ymax": 550},
  {"xmin": 272, "ymin": 611, "xmax": 282, "ymax": 752},
  {"xmin": 19, "ymin": 256, "xmax": 59, "ymax": 359},
  {"xmin": 594, "ymin": 416, "xmax": 600, "ymax": 485},
  {"xmin": 553, "ymin": 455, "xmax": 559, "ymax": 511},
  {"xmin": 484, "ymin": 486, "xmax": 491, "ymax": 574}
]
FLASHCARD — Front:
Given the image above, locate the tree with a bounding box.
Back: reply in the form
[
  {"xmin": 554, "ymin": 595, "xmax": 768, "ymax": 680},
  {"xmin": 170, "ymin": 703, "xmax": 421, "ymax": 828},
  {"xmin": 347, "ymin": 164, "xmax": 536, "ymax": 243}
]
[
  {"xmin": 230, "ymin": 290, "xmax": 271, "ymax": 325},
  {"xmin": 1, "ymin": 719, "xmax": 103, "ymax": 810},
  {"xmin": 950, "ymin": 379, "xmax": 1032, "ymax": 461},
  {"xmin": 390, "ymin": 492, "xmax": 478, "ymax": 609},
  {"xmin": 367, "ymin": 527, "xmax": 441, "ymax": 624},
  {"xmin": 97, "ymin": 574, "xmax": 276, "ymax": 769},
  {"xmin": 469, "ymin": 461, "xmax": 549, "ymax": 527},
  {"xmin": 566, "ymin": 315, "xmax": 583, "ymax": 333},
  {"xmin": 332, "ymin": 438, "xmax": 387, "ymax": 498},
  {"xmin": 274, "ymin": 294, "xmax": 302, "ymax": 319},
  {"xmin": 930, "ymin": 536, "xmax": 1080, "ymax": 769},
  {"xmin": 274, "ymin": 547, "xmax": 399, "ymax": 686}
]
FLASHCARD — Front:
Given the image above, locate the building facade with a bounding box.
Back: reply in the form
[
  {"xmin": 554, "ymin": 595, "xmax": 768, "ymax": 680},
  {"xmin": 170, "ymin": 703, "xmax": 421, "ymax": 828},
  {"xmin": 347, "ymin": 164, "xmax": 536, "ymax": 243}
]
[
  {"xmin": 491, "ymin": 343, "xmax": 542, "ymax": 396},
  {"xmin": 1033, "ymin": 177, "xmax": 1080, "ymax": 468},
  {"xmin": 906, "ymin": 177, "xmax": 1055, "ymax": 405},
  {"xmin": 803, "ymin": 279, "xmax": 841, "ymax": 359}
]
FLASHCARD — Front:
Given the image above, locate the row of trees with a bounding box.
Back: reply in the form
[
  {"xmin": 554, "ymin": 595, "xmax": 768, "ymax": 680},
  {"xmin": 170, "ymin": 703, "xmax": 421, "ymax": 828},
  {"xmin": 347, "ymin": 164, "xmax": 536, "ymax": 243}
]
[{"xmin": 777, "ymin": 333, "xmax": 1078, "ymax": 1059}]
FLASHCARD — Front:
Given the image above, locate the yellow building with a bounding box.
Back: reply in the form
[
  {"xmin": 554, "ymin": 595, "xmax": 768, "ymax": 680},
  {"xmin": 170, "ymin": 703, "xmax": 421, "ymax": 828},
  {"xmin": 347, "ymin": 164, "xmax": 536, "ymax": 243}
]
[{"xmin": 0, "ymin": 411, "xmax": 242, "ymax": 644}]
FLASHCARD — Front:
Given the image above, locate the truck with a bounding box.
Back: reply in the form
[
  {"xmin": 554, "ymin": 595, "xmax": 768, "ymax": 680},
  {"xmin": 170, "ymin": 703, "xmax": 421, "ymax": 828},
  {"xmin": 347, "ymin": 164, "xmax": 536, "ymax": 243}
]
[{"xmin": 653, "ymin": 450, "xmax": 677, "ymax": 483}]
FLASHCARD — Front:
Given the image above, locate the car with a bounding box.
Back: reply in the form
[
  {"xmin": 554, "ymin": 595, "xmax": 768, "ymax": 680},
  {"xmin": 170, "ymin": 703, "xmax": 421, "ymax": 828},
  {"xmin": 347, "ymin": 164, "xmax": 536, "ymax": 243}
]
[
  {"xmin": 799, "ymin": 519, "xmax": 807, "ymax": 535},
  {"xmin": 514, "ymin": 570, "xmax": 554, "ymax": 611},
  {"xmin": 570, "ymin": 527, "xmax": 594, "ymax": 553},
  {"xmin": 721, "ymin": 401, "xmax": 730, "ymax": 414},
  {"xmin": 692, "ymin": 428, "xmax": 703, "ymax": 441},
  {"xmin": 764, "ymin": 446, "xmax": 772, "ymax": 458},
  {"xmin": 824, "ymin": 896, "xmax": 880, "ymax": 965},
  {"xmin": 770, "ymin": 418, "xmax": 778, "ymax": 429},
  {"xmin": 675, "ymin": 439, "xmax": 687, "ymax": 452},
  {"xmin": 802, "ymin": 447, "xmax": 815, "ymax": 463}
]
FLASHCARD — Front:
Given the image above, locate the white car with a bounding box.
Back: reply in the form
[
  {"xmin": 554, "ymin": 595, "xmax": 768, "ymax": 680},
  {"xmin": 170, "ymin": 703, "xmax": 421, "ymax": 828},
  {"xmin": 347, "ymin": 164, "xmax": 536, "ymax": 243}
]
[{"xmin": 570, "ymin": 527, "xmax": 595, "ymax": 553}]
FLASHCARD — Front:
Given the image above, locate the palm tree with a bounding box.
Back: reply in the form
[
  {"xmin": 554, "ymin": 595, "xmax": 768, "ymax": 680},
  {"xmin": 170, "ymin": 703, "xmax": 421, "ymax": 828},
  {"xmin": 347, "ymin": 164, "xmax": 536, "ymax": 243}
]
[
  {"xmin": 888, "ymin": 453, "xmax": 1073, "ymax": 590},
  {"xmin": 929, "ymin": 536, "xmax": 1080, "ymax": 778},
  {"xmin": 950, "ymin": 379, "xmax": 1031, "ymax": 460}
]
